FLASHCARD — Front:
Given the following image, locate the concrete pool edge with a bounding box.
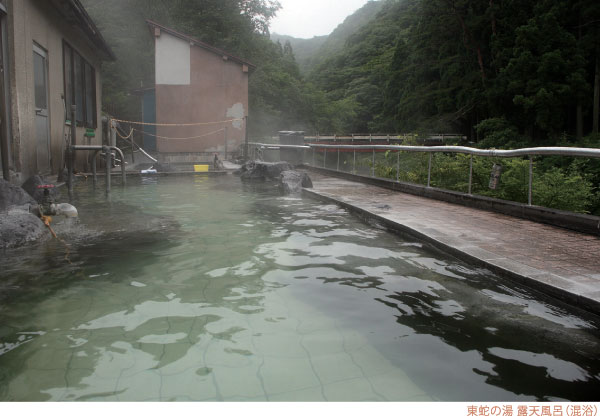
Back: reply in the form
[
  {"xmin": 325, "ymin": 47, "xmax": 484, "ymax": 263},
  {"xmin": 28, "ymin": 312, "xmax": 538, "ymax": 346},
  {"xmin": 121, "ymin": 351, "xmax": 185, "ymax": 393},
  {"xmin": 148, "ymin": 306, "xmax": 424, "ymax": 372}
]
[
  {"xmin": 302, "ymin": 187, "xmax": 600, "ymax": 317},
  {"xmin": 303, "ymin": 166, "xmax": 600, "ymax": 237}
]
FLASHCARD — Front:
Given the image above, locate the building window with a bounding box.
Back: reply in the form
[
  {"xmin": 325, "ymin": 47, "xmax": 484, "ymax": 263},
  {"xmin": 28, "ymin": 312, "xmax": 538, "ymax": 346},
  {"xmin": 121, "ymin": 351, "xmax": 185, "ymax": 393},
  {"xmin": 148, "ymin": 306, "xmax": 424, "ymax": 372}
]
[{"xmin": 63, "ymin": 42, "xmax": 96, "ymax": 128}]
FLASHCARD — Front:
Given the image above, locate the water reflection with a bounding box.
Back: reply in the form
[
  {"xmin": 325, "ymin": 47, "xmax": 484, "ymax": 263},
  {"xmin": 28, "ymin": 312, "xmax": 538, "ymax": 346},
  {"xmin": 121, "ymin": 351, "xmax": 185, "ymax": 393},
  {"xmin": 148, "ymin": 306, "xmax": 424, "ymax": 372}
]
[
  {"xmin": 0, "ymin": 176, "xmax": 598, "ymax": 401},
  {"xmin": 248, "ymin": 189, "xmax": 600, "ymax": 401}
]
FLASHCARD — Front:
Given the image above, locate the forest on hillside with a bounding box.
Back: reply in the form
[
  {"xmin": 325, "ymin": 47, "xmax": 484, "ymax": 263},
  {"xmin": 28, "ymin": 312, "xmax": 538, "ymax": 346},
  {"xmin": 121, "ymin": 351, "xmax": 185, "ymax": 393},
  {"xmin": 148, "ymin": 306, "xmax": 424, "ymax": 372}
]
[
  {"xmin": 82, "ymin": 0, "xmax": 600, "ymax": 213},
  {"xmin": 84, "ymin": 0, "xmax": 599, "ymax": 144}
]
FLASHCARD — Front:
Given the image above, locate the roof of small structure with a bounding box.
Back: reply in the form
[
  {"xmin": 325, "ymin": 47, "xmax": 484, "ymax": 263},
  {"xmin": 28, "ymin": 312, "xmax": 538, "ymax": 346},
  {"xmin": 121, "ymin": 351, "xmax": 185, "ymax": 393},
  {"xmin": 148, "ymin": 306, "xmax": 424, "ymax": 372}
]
[
  {"xmin": 48, "ymin": 0, "xmax": 116, "ymax": 61},
  {"xmin": 146, "ymin": 20, "xmax": 256, "ymax": 70}
]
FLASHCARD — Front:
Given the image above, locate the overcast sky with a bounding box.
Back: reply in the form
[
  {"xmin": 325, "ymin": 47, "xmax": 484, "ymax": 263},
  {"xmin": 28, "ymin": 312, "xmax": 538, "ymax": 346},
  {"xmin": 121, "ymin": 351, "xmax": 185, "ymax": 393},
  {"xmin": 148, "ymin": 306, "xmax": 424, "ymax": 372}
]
[{"xmin": 269, "ymin": 0, "xmax": 371, "ymax": 39}]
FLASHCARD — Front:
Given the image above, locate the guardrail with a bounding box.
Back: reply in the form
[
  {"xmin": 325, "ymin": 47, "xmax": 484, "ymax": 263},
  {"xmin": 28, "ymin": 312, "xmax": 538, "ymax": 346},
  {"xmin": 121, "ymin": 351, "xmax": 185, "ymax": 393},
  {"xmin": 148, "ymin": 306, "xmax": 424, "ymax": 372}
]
[{"xmin": 249, "ymin": 142, "xmax": 600, "ymax": 206}]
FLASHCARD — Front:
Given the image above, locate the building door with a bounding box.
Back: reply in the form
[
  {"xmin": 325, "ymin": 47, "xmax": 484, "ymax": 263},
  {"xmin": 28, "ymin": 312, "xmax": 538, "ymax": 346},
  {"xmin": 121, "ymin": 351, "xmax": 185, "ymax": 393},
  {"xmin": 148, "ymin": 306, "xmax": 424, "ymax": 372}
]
[{"xmin": 33, "ymin": 44, "xmax": 50, "ymax": 174}]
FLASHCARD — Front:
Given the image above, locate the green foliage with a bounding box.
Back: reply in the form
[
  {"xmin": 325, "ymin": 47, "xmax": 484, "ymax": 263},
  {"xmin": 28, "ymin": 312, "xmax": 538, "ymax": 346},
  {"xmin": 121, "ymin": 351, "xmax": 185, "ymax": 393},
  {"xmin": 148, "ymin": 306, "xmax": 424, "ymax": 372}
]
[
  {"xmin": 475, "ymin": 118, "xmax": 528, "ymax": 148},
  {"xmin": 270, "ymin": 34, "xmax": 328, "ymax": 74},
  {"xmin": 80, "ymin": 0, "xmax": 600, "ymax": 213},
  {"xmin": 374, "ymin": 151, "xmax": 596, "ymax": 213}
]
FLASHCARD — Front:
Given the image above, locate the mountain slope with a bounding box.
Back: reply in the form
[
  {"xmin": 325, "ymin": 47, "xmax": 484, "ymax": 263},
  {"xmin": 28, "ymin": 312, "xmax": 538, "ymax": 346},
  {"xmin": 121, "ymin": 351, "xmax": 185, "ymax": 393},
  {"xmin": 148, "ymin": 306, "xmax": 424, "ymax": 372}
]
[
  {"xmin": 270, "ymin": 34, "xmax": 327, "ymax": 73},
  {"xmin": 271, "ymin": 0, "xmax": 385, "ymax": 74}
]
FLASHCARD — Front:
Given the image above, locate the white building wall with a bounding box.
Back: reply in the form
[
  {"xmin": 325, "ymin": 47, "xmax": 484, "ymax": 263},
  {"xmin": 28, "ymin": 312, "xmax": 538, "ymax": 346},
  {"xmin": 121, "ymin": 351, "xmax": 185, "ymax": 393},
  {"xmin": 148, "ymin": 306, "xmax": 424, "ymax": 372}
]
[{"xmin": 155, "ymin": 32, "xmax": 190, "ymax": 86}]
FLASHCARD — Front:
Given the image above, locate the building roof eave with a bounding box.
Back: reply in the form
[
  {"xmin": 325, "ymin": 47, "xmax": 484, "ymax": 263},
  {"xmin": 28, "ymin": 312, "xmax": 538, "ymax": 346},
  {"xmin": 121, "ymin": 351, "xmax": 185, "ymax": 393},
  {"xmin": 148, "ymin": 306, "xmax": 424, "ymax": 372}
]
[
  {"xmin": 146, "ymin": 20, "xmax": 256, "ymax": 70},
  {"xmin": 49, "ymin": 0, "xmax": 116, "ymax": 61}
]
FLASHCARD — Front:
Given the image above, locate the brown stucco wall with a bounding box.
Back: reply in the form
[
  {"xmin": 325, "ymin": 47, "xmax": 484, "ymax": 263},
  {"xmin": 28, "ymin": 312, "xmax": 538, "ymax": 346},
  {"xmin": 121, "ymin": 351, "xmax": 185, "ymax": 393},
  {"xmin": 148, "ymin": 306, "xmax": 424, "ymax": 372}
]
[
  {"xmin": 155, "ymin": 39, "xmax": 248, "ymax": 156},
  {"xmin": 5, "ymin": 0, "xmax": 104, "ymax": 183}
]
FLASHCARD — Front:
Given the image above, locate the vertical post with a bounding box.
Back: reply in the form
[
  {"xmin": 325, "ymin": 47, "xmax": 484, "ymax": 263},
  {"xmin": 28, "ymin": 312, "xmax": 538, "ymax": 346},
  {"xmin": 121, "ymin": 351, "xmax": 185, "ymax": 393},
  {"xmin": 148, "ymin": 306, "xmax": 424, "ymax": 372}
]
[
  {"xmin": 371, "ymin": 148, "xmax": 375, "ymax": 177},
  {"xmin": 92, "ymin": 150, "xmax": 97, "ymax": 188},
  {"xmin": 68, "ymin": 105, "xmax": 76, "ymax": 194},
  {"xmin": 427, "ymin": 153, "xmax": 432, "ymax": 187},
  {"xmin": 353, "ymin": 148, "xmax": 356, "ymax": 174},
  {"xmin": 324, "ymin": 148, "xmax": 327, "ymax": 168},
  {"xmin": 396, "ymin": 151, "xmax": 400, "ymax": 182},
  {"xmin": 244, "ymin": 116, "xmax": 249, "ymax": 160},
  {"xmin": 312, "ymin": 147, "xmax": 315, "ymax": 166},
  {"xmin": 528, "ymin": 156, "xmax": 533, "ymax": 206},
  {"xmin": 468, "ymin": 154, "xmax": 473, "ymax": 195},
  {"xmin": 224, "ymin": 127, "xmax": 228, "ymax": 160},
  {"xmin": 130, "ymin": 128, "xmax": 135, "ymax": 164},
  {"xmin": 104, "ymin": 145, "xmax": 111, "ymax": 193},
  {"xmin": 337, "ymin": 148, "xmax": 340, "ymax": 171}
]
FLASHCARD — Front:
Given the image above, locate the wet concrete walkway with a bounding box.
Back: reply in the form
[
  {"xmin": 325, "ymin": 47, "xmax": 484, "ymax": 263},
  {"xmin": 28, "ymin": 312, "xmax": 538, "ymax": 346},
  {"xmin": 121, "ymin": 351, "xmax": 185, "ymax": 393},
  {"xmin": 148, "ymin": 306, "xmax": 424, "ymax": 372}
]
[{"xmin": 303, "ymin": 172, "xmax": 600, "ymax": 315}]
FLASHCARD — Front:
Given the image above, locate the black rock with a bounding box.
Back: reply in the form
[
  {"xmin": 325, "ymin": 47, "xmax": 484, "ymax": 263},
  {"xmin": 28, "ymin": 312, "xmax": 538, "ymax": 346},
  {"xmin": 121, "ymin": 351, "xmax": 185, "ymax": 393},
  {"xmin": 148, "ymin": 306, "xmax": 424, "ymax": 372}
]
[
  {"xmin": 0, "ymin": 179, "xmax": 36, "ymax": 211},
  {"xmin": 0, "ymin": 208, "xmax": 49, "ymax": 249},
  {"xmin": 21, "ymin": 175, "xmax": 59, "ymax": 204},
  {"xmin": 238, "ymin": 161, "xmax": 293, "ymax": 181},
  {"xmin": 278, "ymin": 171, "xmax": 313, "ymax": 194}
]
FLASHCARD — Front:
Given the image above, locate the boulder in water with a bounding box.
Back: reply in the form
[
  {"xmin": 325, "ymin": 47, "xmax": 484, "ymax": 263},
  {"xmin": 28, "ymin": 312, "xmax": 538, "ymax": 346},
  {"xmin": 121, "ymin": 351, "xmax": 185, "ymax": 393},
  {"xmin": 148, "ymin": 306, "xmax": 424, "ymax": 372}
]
[
  {"xmin": 0, "ymin": 179, "xmax": 36, "ymax": 212},
  {"xmin": 21, "ymin": 175, "xmax": 60, "ymax": 204},
  {"xmin": 279, "ymin": 171, "xmax": 313, "ymax": 194},
  {"xmin": 237, "ymin": 161, "xmax": 293, "ymax": 181},
  {"xmin": 0, "ymin": 207, "xmax": 49, "ymax": 249}
]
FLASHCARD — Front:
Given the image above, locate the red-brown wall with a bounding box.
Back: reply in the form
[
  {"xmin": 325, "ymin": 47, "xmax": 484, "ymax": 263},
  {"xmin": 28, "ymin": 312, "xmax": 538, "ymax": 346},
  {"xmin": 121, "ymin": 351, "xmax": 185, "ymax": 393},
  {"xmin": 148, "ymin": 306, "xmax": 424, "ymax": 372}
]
[{"xmin": 155, "ymin": 41, "xmax": 248, "ymax": 155}]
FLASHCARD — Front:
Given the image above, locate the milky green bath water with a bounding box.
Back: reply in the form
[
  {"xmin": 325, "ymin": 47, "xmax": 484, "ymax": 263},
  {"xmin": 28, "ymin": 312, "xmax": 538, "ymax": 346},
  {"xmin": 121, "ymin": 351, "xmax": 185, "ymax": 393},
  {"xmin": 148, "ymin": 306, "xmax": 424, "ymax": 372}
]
[{"xmin": 0, "ymin": 175, "xmax": 598, "ymax": 401}]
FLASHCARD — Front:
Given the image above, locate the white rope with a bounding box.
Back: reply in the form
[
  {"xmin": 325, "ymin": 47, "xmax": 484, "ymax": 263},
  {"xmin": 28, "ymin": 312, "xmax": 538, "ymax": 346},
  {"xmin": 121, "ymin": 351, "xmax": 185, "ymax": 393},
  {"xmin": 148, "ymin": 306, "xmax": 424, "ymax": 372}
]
[
  {"xmin": 133, "ymin": 127, "xmax": 226, "ymax": 141},
  {"xmin": 113, "ymin": 118, "xmax": 243, "ymax": 127}
]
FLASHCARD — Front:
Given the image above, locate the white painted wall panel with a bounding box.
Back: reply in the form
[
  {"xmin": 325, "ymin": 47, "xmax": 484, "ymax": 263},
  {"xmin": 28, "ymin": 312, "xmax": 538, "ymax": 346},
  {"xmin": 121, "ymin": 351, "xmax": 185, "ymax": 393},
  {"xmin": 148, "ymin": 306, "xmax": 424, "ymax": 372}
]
[{"xmin": 156, "ymin": 32, "xmax": 190, "ymax": 85}]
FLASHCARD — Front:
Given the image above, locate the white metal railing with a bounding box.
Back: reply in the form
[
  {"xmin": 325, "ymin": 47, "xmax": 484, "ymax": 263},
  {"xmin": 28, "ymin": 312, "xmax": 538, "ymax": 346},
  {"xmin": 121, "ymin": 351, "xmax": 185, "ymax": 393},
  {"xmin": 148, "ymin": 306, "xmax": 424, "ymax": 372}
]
[{"xmin": 248, "ymin": 142, "xmax": 600, "ymax": 206}]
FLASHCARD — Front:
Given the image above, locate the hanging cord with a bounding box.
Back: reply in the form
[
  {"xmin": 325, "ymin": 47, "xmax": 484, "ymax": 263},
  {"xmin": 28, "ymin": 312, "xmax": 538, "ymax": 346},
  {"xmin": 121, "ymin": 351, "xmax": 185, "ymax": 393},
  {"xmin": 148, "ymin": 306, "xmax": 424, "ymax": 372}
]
[
  {"xmin": 116, "ymin": 127, "xmax": 134, "ymax": 140},
  {"xmin": 111, "ymin": 118, "xmax": 243, "ymax": 127},
  {"xmin": 131, "ymin": 127, "xmax": 225, "ymax": 141},
  {"xmin": 41, "ymin": 216, "xmax": 72, "ymax": 263}
]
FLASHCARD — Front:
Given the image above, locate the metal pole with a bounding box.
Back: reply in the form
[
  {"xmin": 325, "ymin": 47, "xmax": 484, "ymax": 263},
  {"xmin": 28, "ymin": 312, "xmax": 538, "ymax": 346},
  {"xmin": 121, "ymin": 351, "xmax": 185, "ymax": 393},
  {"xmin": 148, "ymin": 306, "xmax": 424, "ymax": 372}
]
[
  {"xmin": 244, "ymin": 116, "xmax": 249, "ymax": 160},
  {"xmin": 372, "ymin": 148, "xmax": 375, "ymax": 177},
  {"xmin": 324, "ymin": 148, "xmax": 327, "ymax": 168},
  {"xmin": 104, "ymin": 145, "xmax": 111, "ymax": 193},
  {"xmin": 337, "ymin": 148, "xmax": 340, "ymax": 171},
  {"xmin": 312, "ymin": 147, "xmax": 315, "ymax": 166},
  {"xmin": 396, "ymin": 150, "xmax": 400, "ymax": 182},
  {"xmin": 528, "ymin": 156, "xmax": 533, "ymax": 205},
  {"xmin": 427, "ymin": 153, "xmax": 432, "ymax": 187},
  {"xmin": 224, "ymin": 127, "xmax": 228, "ymax": 160},
  {"xmin": 353, "ymin": 148, "xmax": 356, "ymax": 174},
  {"xmin": 130, "ymin": 128, "xmax": 135, "ymax": 164},
  {"xmin": 468, "ymin": 154, "xmax": 473, "ymax": 194},
  {"xmin": 92, "ymin": 149, "xmax": 99, "ymax": 188},
  {"xmin": 68, "ymin": 105, "xmax": 76, "ymax": 194}
]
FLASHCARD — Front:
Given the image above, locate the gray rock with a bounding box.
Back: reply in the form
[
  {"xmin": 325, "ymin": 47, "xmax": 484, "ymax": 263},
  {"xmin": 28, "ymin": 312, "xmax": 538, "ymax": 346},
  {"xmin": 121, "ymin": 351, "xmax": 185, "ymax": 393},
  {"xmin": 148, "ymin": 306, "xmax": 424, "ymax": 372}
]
[
  {"xmin": 0, "ymin": 208, "xmax": 50, "ymax": 249},
  {"xmin": 278, "ymin": 171, "xmax": 313, "ymax": 194},
  {"xmin": 21, "ymin": 175, "xmax": 59, "ymax": 203},
  {"xmin": 237, "ymin": 161, "xmax": 293, "ymax": 181},
  {"xmin": 0, "ymin": 179, "xmax": 35, "ymax": 212}
]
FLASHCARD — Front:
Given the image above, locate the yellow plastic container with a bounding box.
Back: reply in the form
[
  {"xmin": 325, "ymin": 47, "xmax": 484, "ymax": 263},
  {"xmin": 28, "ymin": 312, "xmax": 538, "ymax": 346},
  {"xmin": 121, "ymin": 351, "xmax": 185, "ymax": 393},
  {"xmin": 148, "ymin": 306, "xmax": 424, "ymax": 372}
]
[{"xmin": 193, "ymin": 164, "xmax": 209, "ymax": 172}]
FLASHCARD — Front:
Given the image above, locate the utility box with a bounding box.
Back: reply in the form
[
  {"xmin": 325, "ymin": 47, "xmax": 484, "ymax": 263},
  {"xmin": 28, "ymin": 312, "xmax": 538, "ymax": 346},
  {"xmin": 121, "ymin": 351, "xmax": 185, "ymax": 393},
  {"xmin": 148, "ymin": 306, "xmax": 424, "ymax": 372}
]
[{"xmin": 279, "ymin": 131, "xmax": 305, "ymax": 165}]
